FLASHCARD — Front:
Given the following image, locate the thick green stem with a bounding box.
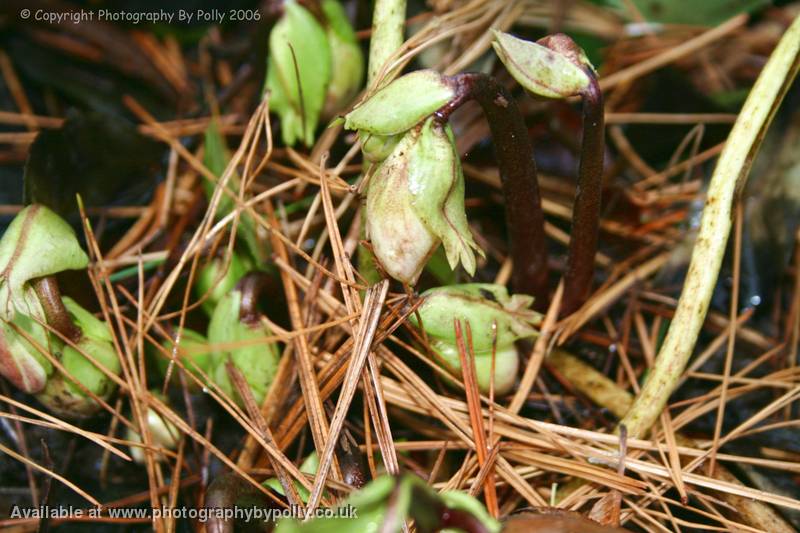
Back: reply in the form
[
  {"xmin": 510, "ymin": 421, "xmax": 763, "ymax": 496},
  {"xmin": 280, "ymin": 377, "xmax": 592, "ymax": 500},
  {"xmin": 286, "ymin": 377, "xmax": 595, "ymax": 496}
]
[
  {"xmin": 442, "ymin": 73, "xmax": 548, "ymax": 302},
  {"xmin": 619, "ymin": 14, "xmax": 800, "ymax": 440},
  {"xmin": 562, "ymin": 77, "xmax": 604, "ymax": 315}
]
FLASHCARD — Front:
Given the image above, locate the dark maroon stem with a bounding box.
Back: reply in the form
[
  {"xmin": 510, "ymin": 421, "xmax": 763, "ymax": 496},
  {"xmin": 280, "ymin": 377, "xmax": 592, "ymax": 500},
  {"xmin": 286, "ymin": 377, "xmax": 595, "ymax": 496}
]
[
  {"xmin": 407, "ymin": 476, "xmax": 492, "ymax": 533},
  {"xmin": 31, "ymin": 276, "xmax": 82, "ymax": 343},
  {"xmin": 236, "ymin": 272, "xmax": 269, "ymax": 326},
  {"xmin": 438, "ymin": 508, "xmax": 492, "ymax": 533},
  {"xmin": 562, "ymin": 76, "xmax": 604, "ymax": 315},
  {"xmin": 441, "ymin": 72, "xmax": 548, "ymax": 303}
]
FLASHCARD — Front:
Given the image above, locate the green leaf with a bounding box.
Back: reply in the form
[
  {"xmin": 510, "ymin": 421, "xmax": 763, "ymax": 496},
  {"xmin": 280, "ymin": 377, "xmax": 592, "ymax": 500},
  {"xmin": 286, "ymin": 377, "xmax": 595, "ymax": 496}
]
[
  {"xmin": 411, "ymin": 283, "xmax": 540, "ymax": 350},
  {"xmin": 266, "ymin": 0, "xmax": 332, "ymax": 146},
  {"xmin": 203, "ymin": 118, "xmax": 237, "ymax": 216},
  {"xmin": 35, "ymin": 297, "xmax": 120, "ymax": 418},
  {"xmin": 406, "ymin": 119, "xmax": 481, "ymax": 276},
  {"xmin": 195, "ymin": 252, "xmax": 249, "ymax": 315},
  {"xmin": 321, "ymin": 0, "xmax": 364, "ymax": 118},
  {"xmin": 151, "ymin": 327, "xmax": 215, "ymax": 384},
  {"xmin": 208, "ymin": 289, "xmax": 280, "ymax": 405}
]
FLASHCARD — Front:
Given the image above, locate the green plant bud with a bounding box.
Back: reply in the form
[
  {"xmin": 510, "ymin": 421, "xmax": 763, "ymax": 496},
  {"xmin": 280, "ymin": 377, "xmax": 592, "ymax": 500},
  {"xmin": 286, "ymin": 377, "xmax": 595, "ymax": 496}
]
[
  {"xmin": 358, "ymin": 131, "xmax": 401, "ymax": 163},
  {"xmin": 126, "ymin": 395, "xmax": 180, "ymax": 464},
  {"xmin": 152, "ymin": 328, "xmax": 214, "ymax": 388},
  {"xmin": 320, "ymin": 0, "xmax": 364, "ymax": 119},
  {"xmin": 411, "ymin": 284, "xmax": 541, "ymax": 395},
  {"xmin": 429, "ymin": 340, "xmax": 519, "ymax": 395},
  {"xmin": 344, "ymin": 70, "xmax": 455, "ymax": 136},
  {"xmin": 366, "ymin": 118, "xmax": 482, "ymax": 284},
  {"xmin": 492, "ymin": 30, "xmax": 594, "ymax": 99},
  {"xmin": 266, "ymin": 0, "xmax": 332, "ymax": 147},
  {"xmin": 275, "ymin": 474, "xmax": 499, "ymax": 533},
  {"xmin": 208, "ymin": 289, "xmax": 280, "ymax": 405},
  {"xmin": 0, "ymin": 205, "xmax": 88, "ymax": 297},
  {"xmin": 195, "ymin": 252, "xmax": 249, "ymax": 316},
  {"xmin": 35, "ymin": 297, "xmax": 120, "ymax": 418},
  {"xmin": 413, "ymin": 284, "xmax": 540, "ymax": 350}
]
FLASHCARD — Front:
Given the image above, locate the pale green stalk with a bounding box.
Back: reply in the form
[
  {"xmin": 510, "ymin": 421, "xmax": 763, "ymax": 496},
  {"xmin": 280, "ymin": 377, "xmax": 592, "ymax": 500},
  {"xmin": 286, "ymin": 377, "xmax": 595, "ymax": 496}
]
[
  {"xmin": 548, "ymin": 351, "xmax": 794, "ymax": 532},
  {"xmin": 367, "ymin": 0, "xmax": 407, "ymax": 85},
  {"xmin": 620, "ymin": 14, "xmax": 800, "ymax": 440}
]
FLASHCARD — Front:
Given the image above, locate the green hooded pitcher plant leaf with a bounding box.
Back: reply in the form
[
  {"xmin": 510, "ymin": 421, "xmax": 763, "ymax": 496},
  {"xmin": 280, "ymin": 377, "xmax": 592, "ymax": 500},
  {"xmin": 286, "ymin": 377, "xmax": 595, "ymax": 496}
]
[
  {"xmin": 345, "ymin": 70, "xmax": 455, "ymax": 136},
  {"xmin": 0, "ymin": 205, "xmax": 89, "ymax": 394},
  {"xmin": 346, "ymin": 67, "xmax": 547, "ymax": 299},
  {"xmin": 491, "ymin": 31, "xmax": 594, "ymax": 100}
]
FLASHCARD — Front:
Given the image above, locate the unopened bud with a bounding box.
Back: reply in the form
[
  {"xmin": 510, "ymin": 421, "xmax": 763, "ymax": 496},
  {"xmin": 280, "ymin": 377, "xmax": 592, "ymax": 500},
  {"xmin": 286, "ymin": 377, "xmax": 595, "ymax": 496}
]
[
  {"xmin": 366, "ymin": 118, "xmax": 482, "ymax": 284},
  {"xmin": 0, "ymin": 205, "xmax": 88, "ymax": 296},
  {"xmin": 35, "ymin": 297, "xmax": 121, "ymax": 418},
  {"xmin": 411, "ymin": 283, "xmax": 541, "ymax": 394},
  {"xmin": 195, "ymin": 252, "xmax": 249, "ymax": 315},
  {"xmin": 492, "ymin": 31, "xmax": 594, "ymax": 99},
  {"xmin": 127, "ymin": 393, "xmax": 180, "ymax": 464}
]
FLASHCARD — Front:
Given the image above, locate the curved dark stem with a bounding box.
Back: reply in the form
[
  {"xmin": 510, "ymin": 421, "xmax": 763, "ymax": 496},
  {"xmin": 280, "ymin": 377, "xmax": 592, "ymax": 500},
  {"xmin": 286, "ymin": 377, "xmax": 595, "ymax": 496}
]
[
  {"xmin": 441, "ymin": 72, "xmax": 548, "ymax": 303},
  {"xmin": 562, "ymin": 76, "xmax": 604, "ymax": 315},
  {"xmin": 236, "ymin": 271, "xmax": 270, "ymax": 325},
  {"xmin": 31, "ymin": 276, "xmax": 82, "ymax": 343}
]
